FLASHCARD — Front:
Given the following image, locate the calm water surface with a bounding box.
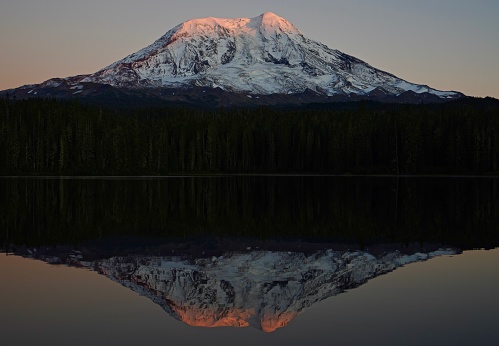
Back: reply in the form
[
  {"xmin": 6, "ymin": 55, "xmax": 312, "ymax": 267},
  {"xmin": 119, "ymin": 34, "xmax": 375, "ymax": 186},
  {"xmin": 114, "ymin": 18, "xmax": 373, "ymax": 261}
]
[{"xmin": 1, "ymin": 177, "xmax": 498, "ymax": 345}]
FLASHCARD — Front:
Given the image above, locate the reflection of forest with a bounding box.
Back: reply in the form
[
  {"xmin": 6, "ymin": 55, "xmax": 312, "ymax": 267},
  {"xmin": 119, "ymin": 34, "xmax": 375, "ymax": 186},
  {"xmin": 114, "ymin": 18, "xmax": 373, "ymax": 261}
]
[{"xmin": 1, "ymin": 177, "xmax": 498, "ymax": 249}]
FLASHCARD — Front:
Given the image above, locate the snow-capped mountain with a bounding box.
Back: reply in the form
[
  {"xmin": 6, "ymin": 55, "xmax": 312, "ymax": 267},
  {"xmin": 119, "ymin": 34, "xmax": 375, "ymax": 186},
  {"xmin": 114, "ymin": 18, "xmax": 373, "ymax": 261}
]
[
  {"xmin": 13, "ymin": 246, "xmax": 456, "ymax": 332},
  {"xmin": 82, "ymin": 12, "xmax": 457, "ymax": 97},
  {"xmin": 2, "ymin": 12, "xmax": 462, "ymax": 104}
]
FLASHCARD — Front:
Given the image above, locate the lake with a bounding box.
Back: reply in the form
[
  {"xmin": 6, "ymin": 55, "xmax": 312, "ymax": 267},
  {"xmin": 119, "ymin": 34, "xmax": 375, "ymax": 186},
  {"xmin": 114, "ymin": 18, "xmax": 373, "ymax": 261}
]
[{"xmin": 1, "ymin": 177, "xmax": 498, "ymax": 345}]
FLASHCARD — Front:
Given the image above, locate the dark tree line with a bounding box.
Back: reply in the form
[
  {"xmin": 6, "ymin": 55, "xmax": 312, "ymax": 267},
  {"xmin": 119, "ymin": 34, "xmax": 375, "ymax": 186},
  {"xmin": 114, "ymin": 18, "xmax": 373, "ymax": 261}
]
[{"xmin": 1, "ymin": 97, "xmax": 499, "ymax": 175}]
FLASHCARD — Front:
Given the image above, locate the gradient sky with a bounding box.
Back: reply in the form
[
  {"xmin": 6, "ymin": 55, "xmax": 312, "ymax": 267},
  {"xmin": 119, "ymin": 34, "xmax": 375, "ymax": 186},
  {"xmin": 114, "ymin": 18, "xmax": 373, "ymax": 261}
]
[{"xmin": 1, "ymin": 0, "xmax": 498, "ymax": 97}]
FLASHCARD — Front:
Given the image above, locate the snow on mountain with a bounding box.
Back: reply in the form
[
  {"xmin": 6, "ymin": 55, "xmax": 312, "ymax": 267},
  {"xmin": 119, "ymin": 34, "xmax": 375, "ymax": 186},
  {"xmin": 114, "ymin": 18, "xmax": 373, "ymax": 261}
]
[
  {"xmin": 1, "ymin": 12, "xmax": 462, "ymax": 102},
  {"xmin": 73, "ymin": 12, "xmax": 458, "ymax": 98}
]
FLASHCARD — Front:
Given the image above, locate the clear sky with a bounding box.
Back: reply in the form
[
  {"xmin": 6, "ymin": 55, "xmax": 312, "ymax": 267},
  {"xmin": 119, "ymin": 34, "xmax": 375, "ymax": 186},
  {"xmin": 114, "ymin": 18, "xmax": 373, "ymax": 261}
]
[{"xmin": 1, "ymin": 0, "xmax": 498, "ymax": 97}]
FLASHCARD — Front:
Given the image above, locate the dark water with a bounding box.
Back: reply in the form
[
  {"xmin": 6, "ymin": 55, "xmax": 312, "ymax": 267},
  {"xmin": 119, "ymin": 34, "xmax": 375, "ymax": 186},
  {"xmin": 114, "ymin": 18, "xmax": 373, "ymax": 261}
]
[{"xmin": 1, "ymin": 177, "xmax": 498, "ymax": 345}]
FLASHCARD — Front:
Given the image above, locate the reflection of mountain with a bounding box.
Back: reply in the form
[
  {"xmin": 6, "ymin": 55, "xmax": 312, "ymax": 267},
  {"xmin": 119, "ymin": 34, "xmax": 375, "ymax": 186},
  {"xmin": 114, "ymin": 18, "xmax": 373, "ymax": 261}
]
[{"xmin": 36, "ymin": 247, "xmax": 455, "ymax": 332}]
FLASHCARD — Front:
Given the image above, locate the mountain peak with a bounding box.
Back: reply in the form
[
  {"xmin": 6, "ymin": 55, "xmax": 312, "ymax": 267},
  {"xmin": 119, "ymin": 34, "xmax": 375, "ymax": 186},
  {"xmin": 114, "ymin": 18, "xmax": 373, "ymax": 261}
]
[
  {"xmin": 171, "ymin": 12, "xmax": 299, "ymax": 36},
  {"xmin": 257, "ymin": 12, "xmax": 300, "ymax": 34},
  {"xmin": 259, "ymin": 11, "xmax": 286, "ymax": 23}
]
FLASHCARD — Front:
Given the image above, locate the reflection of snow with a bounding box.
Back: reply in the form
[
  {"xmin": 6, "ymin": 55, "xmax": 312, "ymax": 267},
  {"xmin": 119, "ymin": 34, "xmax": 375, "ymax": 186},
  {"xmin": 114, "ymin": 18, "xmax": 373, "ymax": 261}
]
[{"xmin": 85, "ymin": 248, "xmax": 456, "ymax": 332}]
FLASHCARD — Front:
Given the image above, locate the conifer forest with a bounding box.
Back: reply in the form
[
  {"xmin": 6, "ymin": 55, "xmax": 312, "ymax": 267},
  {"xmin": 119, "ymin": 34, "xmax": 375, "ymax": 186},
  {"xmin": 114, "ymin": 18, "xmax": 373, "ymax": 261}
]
[{"xmin": 1, "ymin": 97, "xmax": 499, "ymax": 176}]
